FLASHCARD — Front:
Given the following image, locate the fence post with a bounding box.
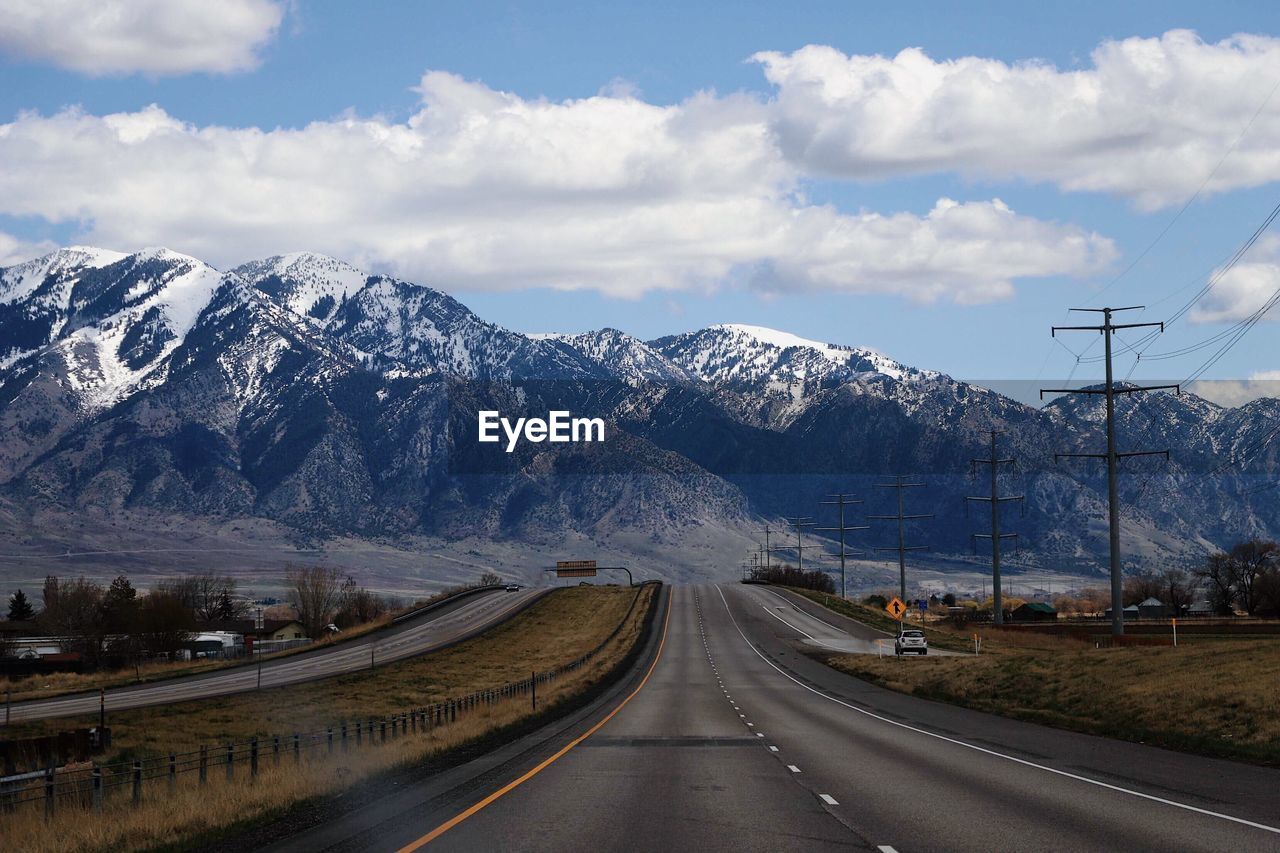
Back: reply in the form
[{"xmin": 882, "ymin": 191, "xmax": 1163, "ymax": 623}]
[
  {"xmin": 251, "ymin": 738, "xmax": 259, "ymax": 777},
  {"xmin": 356, "ymin": 720, "xmax": 363, "ymax": 747},
  {"xmin": 293, "ymin": 733, "xmax": 300, "ymax": 763},
  {"xmin": 342, "ymin": 722, "xmax": 349, "ymax": 751},
  {"xmin": 391, "ymin": 716, "xmax": 398, "ymax": 738},
  {"xmin": 226, "ymin": 743, "xmax": 234, "ymax": 782},
  {"xmin": 328, "ymin": 726, "xmax": 334, "ymax": 754},
  {"xmin": 411, "ymin": 710, "xmax": 417, "ymax": 734},
  {"xmin": 380, "ymin": 720, "xmax": 387, "ymax": 744},
  {"xmin": 44, "ymin": 767, "xmax": 54, "ymax": 820},
  {"xmin": 132, "ymin": 760, "xmax": 142, "ymax": 806},
  {"xmin": 92, "ymin": 766, "xmax": 103, "ymax": 812},
  {"xmin": 273, "ymin": 734, "xmax": 281, "ymax": 765},
  {"xmin": 450, "ymin": 701, "xmax": 456, "ymax": 723},
  {"xmin": 199, "ymin": 745, "xmax": 208, "ymax": 785},
  {"xmin": 169, "ymin": 752, "xmax": 176, "ymax": 791},
  {"xmin": 532, "ymin": 671, "xmax": 536, "ymax": 711}
]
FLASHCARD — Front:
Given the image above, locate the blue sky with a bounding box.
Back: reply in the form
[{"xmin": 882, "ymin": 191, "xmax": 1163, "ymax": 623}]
[{"xmin": 2, "ymin": 0, "xmax": 1279, "ymax": 390}]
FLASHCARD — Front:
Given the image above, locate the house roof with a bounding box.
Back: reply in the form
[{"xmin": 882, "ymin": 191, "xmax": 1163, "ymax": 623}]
[
  {"xmin": 1137, "ymin": 597, "xmax": 1165, "ymax": 607},
  {"xmin": 205, "ymin": 618, "xmax": 305, "ymax": 635},
  {"xmin": 1016, "ymin": 602, "xmax": 1057, "ymax": 614}
]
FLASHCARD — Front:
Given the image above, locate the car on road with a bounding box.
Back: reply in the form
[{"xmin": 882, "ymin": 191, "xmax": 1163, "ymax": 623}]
[
  {"xmin": 504, "ymin": 583, "xmax": 521, "ymax": 591},
  {"xmin": 895, "ymin": 629, "xmax": 928, "ymax": 656}
]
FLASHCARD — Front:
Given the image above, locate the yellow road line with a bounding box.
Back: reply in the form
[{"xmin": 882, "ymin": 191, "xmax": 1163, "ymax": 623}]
[{"xmin": 396, "ymin": 587, "xmax": 673, "ymax": 851}]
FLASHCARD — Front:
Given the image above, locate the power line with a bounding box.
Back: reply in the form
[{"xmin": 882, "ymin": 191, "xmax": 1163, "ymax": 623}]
[
  {"xmin": 965, "ymin": 431, "xmax": 1024, "ymax": 626},
  {"xmin": 816, "ymin": 493, "xmax": 868, "ymax": 600},
  {"xmin": 1041, "ymin": 306, "xmax": 1175, "ymax": 637},
  {"xmin": 868, "ymin": 476, "xmax": 932, "ymax": 605},
  {"xmin": 773, "ymin": 517, "xmax": 817, "ymax": 571}
]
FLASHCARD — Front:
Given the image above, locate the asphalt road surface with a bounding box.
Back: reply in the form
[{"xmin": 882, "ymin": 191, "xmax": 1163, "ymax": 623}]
[
  {"xmin": 258, "ymin": 583, "xmax": 1280, "ymax": 852},
  {"xmin": 3, "ymin": 587, "xmax": 546, "ymax": 724}
]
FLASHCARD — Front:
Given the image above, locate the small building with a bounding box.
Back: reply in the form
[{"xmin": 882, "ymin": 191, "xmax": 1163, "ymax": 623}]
[
  {"xmin": 1104, "ymin": 604, "xmax": 1141, "ymax": 621},
  {"xmin": 1010, "ymin": 602, "xmax": 1058, "ymax": 622},
  {"xmin": 1186, "ymin": 600, "xmax": 1214, "ymax": 617},
  {"xmin": 1136, "ymin": 597, "xmax": 1168, "ymax": 619}
]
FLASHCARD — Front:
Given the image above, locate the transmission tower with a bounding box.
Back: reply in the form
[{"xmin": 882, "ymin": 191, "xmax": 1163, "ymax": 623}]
[
  {"xmin": 869, "ymin": 476, "xmax": 933, "ymax": 604},
  {"xmin": 817, "ymin": 493, "xmax": 868, "ymax": 599},
  {"xmin": 966, "ymin": 431, "xmax": 1024, "ymax": 625},
  {"xmin": 774, "ymin": 517, "xmax": 816, "ymax": 570},
  {"xmin": 1041, "ymin": 306, "xmax": 1176, "ymax": 636}
]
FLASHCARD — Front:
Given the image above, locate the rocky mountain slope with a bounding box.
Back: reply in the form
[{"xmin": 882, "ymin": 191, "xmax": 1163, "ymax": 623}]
[{"xmin": 0, "ymin": 246, "xmax": 1275, "ymax": 584}]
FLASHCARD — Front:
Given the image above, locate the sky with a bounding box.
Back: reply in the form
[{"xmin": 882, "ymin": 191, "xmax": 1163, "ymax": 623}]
[{"xmin": 2, "ymin": 0, "xmax": 1279, "ymax": 393}]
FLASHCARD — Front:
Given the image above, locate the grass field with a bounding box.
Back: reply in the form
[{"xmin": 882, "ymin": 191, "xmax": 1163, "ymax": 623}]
[
  {"xmin": 823, "ymin": 638, "xmax": 1280, "ymax": 765},
  {"xmin": 0, "ymin": 585, "xmax": 657, "ymax": 852}
]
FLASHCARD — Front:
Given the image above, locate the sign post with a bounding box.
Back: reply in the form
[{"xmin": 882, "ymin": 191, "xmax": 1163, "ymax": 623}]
[{"xmin": 550, "ymin": 561, "xmax": 634, "ymax": 586}]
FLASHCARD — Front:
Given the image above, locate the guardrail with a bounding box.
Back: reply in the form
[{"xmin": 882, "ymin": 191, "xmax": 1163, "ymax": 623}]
[
  {"xmin": 0, "ymin": 582, "xmax": 661, "ymax": 819},
  {"xmin": 391, "ymin": 583, "xmax": 506, "ymax": 624}
]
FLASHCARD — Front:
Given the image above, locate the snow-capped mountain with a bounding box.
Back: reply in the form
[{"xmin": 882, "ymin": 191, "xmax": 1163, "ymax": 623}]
[
  {"xmin": 653, "ymin": 323, "xmax": 939, "ymax": 396},
  {"xmin": 0, "ymin": 245, "xmax": 1275, "ymax": 582},
  {"xmin": 535, "ymin": 328, "xmax": 695, "ymax": 385},
  {"xmin": 232, "ymin": 252, "xmax": 369, "ymax": 324}
]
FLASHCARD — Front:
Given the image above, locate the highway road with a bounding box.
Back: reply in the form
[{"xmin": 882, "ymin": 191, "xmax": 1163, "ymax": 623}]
[
  {"xmin": 3, "ymin": 587, "xmax": 547, "ymax": 724},
  {"xmin": 250, "ymin": 583, "xmax": 1280, "ymax": 852}
]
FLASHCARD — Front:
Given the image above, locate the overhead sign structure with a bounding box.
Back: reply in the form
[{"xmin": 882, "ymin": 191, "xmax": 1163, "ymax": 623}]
[
  {"xmin": 885, "ymin": 596, "xmax": 907, "ymax": 620},
  {"xmin": 556, "ymin": 560, "xmax": 598, "ymax": 578}
]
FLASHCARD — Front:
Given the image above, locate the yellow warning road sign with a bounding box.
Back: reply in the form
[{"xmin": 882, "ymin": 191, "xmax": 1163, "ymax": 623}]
[{"xmin": 885, "ymin": 597, "xmax": 907, "ymax": 620}]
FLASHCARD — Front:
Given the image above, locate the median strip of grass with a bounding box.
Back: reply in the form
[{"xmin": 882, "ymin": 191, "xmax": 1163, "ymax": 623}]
[
  {"xmin": 781, "ymin": 587, "xmax": 972, "ymax": 652},
  {"xmin": 821, "ymin": 639, "xmax": 1280, "ymax": 765},
  {"xmin": 2, "ymin": 585, "xmax": 658, "ymax": 853}
]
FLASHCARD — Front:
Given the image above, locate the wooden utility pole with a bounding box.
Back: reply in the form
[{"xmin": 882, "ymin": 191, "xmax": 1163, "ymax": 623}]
[
  {"xmin": 817, "ymin": 493, "xmax": 868, "ymax": 599},
  {"xmin": 966, "ymin": 431, "xmax": 1024, "ymax": 625},
  {"xmin": 1042, "ymin": 306, "xmax": 1175, "ymax": 636},
  {"xmin": 869, "ymin": 477, "xmax": 932, "ymax": 604}
]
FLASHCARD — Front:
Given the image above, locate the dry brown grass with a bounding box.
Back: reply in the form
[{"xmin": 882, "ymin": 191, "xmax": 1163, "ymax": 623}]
[
  {"xmin": 1, "ymin": 614, "xmax": 403, "ymax": 703},
  {"xmin": 0, "ymin": 585, "xmax": 655, "ymax": 852},
  {"xmin": 825, "ymin": 638, "xmax": 1280, "ymax": 764}
]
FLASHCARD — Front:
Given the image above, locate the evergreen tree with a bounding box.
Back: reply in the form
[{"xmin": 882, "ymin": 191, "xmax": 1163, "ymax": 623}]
[{"xmin": 7, "ymin": 589, "xmax": 34, "ymax": 621}]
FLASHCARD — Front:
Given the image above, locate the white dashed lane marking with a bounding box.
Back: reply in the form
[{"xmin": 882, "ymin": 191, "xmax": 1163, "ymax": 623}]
[{"xmin": 820, "ymin": 794, "xmax": 839, "ymax": 806}]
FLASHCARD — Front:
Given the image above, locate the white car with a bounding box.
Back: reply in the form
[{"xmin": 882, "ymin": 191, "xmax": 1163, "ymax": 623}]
[{"xmin": 895, "ymin": 629, "xmax": 928, "ymax": 656}]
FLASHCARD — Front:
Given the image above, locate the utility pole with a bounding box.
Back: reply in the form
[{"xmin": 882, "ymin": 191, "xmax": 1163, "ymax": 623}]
[
  {"xmin": 775, "ymin": 517, "xmax": 816, "ymax": 570},
  {"xmin": 966, "ymin": 431, "xmax": 1024, "ymax": 625},
  {"xmin": 761, "ymin": 525, "xmax": 774, "ymax": 571},
  {"xmin": 869, "ymin": 476, "xmax": 932, "ymax": 604},
  {"xmin": 817, "ymin": 493, "xmax": 868, "ymax": 599},
  {"xmin": 1042, "ymin": 306, "xmax": 1176, "ymax": 637}
]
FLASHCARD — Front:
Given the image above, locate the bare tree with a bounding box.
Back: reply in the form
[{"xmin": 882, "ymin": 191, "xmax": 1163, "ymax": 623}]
[
  {"xmin": 133, "ymin": 591, "xmax": 196, "ymax": 659},
  {"xmin": 479, "ymin": 570, "xmax": 502, "ymax": 586},
  {"xmin": 1227, "ymin": 540, "xmax": 1278, "ymax": 616},
  {"xmin": 334, "ymin": 579, "xmax": 388, "ymax": 629},
  {"xmin": 164, "ymin": 573, "xmax": 249, "ymax": 622},
  {"xmin": 1123, "ymin": 571, "xmax": 1163, "ymax": 606},
  {"xmin": 287, "ymin": 565, "xmax": 345, "ymax": 639},
  {"xmin": 1195, "ymin": 553, "xmax": 1238, "ymax": 616},
  {"xmin": 1161, "ymin": 567, "xmax": 1194, "ymax": 617}
]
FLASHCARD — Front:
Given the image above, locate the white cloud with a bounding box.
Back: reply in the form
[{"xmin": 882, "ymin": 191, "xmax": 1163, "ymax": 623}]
[
  {"xmin": 1189, "ymin": 374, "xmax": 1280, "ymax": 406},
  {"xmin": 0, "ymin": 231, "xmax": 57, "ymax": 267},
  {"xmin": 0, "ymin": 0, "xmax": 284, "ymax": 76},
  {"xmin": 1189, "ymin": 235, "xmax": 1280, "ymax": 324},
  {"xmin": 0, "ymin": 73, "xmax": 1113, "ymax": 301},
  {"xmin": 755, "ymin": 30, "xmax": 1280, "ymax": 209}
]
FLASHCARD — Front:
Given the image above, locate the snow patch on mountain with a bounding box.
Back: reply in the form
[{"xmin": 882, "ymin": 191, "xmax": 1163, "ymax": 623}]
[{"xmin": 233, "ymin": 252, "xmax": 368, "ymax": 324}]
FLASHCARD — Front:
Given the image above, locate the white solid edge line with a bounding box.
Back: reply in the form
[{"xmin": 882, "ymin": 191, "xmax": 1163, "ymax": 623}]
[
  {"xmin": 877, "ymin": 846, "xmax": 899, "ymax": 853},
  {"xmin": 715, "ymin": 584, "xmax": 1280, "ymax": 837},
  {"xmin": 820, "ymin": 793, "xmax": 839, "ymax": 805},
  {"xmin": 755, "ymin": 586, "xmax": 873, "ymax": 636}
]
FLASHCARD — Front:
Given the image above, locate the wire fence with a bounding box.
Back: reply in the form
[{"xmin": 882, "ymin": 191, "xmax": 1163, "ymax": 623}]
[{"xmin": 0, "ymin": 581, "xmax": 660, "ymax": 819}]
